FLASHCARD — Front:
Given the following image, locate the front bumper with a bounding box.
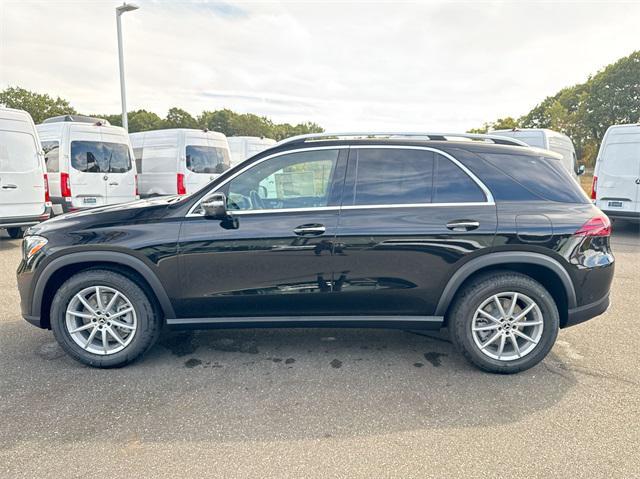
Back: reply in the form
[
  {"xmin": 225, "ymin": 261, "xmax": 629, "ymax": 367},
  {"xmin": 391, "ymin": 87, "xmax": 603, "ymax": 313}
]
[{"xmin": 564, "ymin": 293, "xmax": 610, "ymax": 328}]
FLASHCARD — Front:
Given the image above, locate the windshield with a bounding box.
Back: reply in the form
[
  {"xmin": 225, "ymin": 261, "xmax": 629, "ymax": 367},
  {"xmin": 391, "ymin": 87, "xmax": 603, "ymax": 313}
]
[
  {"xmin": 186, "ymin": 145, "xmax": 230, "ymax": 174},
  {"xmin": 70, "ymin": 141, "xmax": 132, "ymax": 173}
]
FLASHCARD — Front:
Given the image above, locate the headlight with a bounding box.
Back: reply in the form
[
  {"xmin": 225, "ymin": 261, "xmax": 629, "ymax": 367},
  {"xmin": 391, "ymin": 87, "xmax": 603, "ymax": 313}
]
[{"xmin": 22, "ymin": 235, "xmax": 48, "ymax": 261}]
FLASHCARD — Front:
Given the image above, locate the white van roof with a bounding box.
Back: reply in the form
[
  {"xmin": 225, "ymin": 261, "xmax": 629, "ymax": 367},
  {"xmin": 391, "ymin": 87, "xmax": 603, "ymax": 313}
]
[
  {"xmin": 491, "ymin": 128, "xmax": 571, "ymax": 140},
  {"xmin": 130, "ymin": 128, "xmax": 227, "ymax": 141},
  {"xmin": 0, "ymin": 107, "xmax": 39, "ymax": 135},
  {"xmin": 36, "ymin": 120, "xmax": 129, "ymax": 140},
  {"xmin": 602, "ymin": 123, "xmax": 640, "ymax": 141}
]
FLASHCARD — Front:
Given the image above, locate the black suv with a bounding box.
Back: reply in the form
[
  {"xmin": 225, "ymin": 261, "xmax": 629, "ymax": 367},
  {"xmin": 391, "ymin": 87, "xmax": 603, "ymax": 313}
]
[{"xmin": 17, "ymin": 133, "xmax": 614, "ymax": 373}]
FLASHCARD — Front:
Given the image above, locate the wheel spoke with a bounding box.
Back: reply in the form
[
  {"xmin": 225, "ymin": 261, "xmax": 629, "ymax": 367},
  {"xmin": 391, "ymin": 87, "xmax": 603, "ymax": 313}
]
[
  {"xmin": 480, "ymin": 331, "xmax": 501, "ymax": 350},
  {"xmin": 95, "ymin": 286, "xmax": 104, "ymax": 311},
  {"xmin": 67, "ymin": 311, "xmax": 94, "ymax": 320},
  {"xmin": 101, "ymin": 328, "xmax": 109, "ymax": 353},
  {"xmin": 107, "ymin": 327, "xmax": 126, "ymax": 346},
  {"xmin": 473, "ymin": 323, "xmax": 500, "ymax": 332},
  {"xmin": 109, "ymin": 308, "xmax": 133, "ymax": 320},
  {"xmin": 514, "ymin": 303, "xmax": 536, "ymax": 322},
  {"xmin": 514, "ymin": 330, "xmax": 538, "ymax": 344},
  {"xmin": 110, "ymin": 319, "xmax": 135, "ymax": 330},
  {"xmin": 509, "ymin": 334, "xmax": 521, "ymax": 358},
  {"xmin": 493, "ymin": 295, "xmax": 507, "ymax": 319},
  {"xmin": 77, "ymin": 295, "xmax": 97, "ymax": 316},
  {"xmin": 478, "ymin": 309, "xmax": 501, "ymax": 324},
  {"xmin": 517, "ymin": 320, "xmax": 543, "ymax": 327},
  {"xmin": 68, "ymin": 322, "xmax": 94, "ymax": 334},
  {"xmin": 84, "ymin": 326, "xmax": 98, "ymax": 349},
  {"xmin": 105, "ymin": 292, "xmax": 120, "ymax": 313},
  {"xmin": 507, "ymin": 293, "xmax": 518, "ymax": 318},
  {"xmin": 497, "ymin": 334, "xmax": 506, "ymax": 359}
]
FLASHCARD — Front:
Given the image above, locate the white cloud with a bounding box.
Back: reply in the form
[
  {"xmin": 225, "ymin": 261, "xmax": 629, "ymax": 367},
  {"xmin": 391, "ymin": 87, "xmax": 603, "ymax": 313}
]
[{"xmin": 1, "ymin": 0, "xmax": 638, "ymax": 131}]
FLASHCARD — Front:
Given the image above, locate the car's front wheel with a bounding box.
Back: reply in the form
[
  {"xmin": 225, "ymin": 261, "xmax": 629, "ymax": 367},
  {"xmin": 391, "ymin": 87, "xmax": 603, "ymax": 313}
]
[
  {"xmin": 449, "ymin": 272, "xmax": 559, "ymax": 374},
  {"xmin": 50, "ymin": 269, "xmax": 161, "ymax": 368}
]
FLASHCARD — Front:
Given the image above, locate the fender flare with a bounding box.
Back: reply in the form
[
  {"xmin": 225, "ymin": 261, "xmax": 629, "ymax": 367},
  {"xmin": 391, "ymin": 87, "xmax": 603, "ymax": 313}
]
[
  {"xmin": 32, "ymin": 251, "xmax": 176, "ymax": 319},
  {"xmin": 434, "ymin": 252, "xmax": 577, "ymax": 316}
]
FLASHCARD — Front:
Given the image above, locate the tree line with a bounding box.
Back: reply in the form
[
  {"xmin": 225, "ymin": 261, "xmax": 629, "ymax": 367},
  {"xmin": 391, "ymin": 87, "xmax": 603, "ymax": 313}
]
[
  {"xmin": 0, "ymin": 87, "xmax": 324, "ymax": 140},
  {"xmin": 468, "ymin": 51, "xmax": 639, "ymax": 166}
]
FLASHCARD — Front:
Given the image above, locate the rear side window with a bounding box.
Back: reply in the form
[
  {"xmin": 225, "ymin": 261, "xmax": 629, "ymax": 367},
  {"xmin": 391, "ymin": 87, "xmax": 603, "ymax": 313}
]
[
  {"xmin": 434, "ymin": 154, "xmax": 485, "ymax": 203},
  {"xmin": 478, "ymin": 152, "xmax": 589, "ymax": 203},
  {"xmin": 0, "ymin": 131, "xmax": 38, "ymax": 173},
  {"xmin": 186, "ymin": 145, "xmax": 230, "ymax": 174},
  {"xmin": 71, "ymin": 141, "xmax": 132, "ymax": 173},
  {"xmin": 42, "ymin": 140, "xmax": 60, "ymax": 173},
  {"xmin": 351, "ymin": 148, "xmax": 434, "ymax": 205}
]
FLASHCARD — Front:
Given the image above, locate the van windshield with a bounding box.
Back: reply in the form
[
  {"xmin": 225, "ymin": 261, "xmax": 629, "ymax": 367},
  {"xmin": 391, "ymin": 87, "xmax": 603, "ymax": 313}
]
[
  {"xmin": 186, "ymin": 145, "xmax": 230, "ymax": 174},
  {"xmin": 71, "ymin": 141, "xmax": 132, "ymax": 173}
]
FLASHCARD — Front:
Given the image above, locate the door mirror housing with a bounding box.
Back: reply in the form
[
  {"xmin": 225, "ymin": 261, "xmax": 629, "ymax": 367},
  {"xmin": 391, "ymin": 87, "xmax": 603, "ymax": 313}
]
[
  {"xmin": 202, "ymin": 192, "xmax": 229, "ymax": 219},
  {"xmin": 577, "ymin": 164, "xmax": 586, "ymax": 176}
]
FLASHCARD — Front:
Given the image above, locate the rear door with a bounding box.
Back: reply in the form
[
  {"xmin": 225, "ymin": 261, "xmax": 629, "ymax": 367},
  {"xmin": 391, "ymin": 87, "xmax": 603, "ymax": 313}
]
[
  {"xmin": 101, "ymin": 130, "xmax": 136, "ymax": 205},
  {"xmin": 69, "ymin": 128, "xmax": 109, "ymax": 208},
  {"xmin": 332, "ymin": 146, "xmax": 497, "ymax": 317},
  {"xmin": 0, "ymin": 128, "xmax": 45, "ymax": 219},
  {"xmin": 596, "ymin": 133, "xmax": 640, "ymax": 215},
  {"xmin": 184, "ymin": 134, "xmax": 230, "ymax": 194}
]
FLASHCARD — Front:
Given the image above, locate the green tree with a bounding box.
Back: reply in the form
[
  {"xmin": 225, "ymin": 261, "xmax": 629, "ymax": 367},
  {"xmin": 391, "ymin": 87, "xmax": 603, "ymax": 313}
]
[
  {"xmin": 95, "ymin": 110, "xmax": 164, "ymax": 133},
  {"xmin": 164, "ymin": 107, "xmax": 198, "ymax": 129},
  {"xmin": 0, "ymin": 86, "xmax": 76, "ymax": 123}
]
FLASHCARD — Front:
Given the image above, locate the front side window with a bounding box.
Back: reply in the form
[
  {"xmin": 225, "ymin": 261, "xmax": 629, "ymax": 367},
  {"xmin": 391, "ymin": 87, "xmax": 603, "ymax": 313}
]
[
  {"xmin": 351, "ymin": 148, "xmax": 434, "ymax": 205},
  {"xmin": 70, "ymin": 141, "xmax": 132, "ymax": 173},
  {"xmin": 225, "ymin": 149, "xmax": 339, "ymax": 211},
  {"xmin": 0, "ymin": 131, "xmax": 38, "ymax": 173},
  {"xmin": 42, "ymin": 140, "xmax": 60, "ymax": 173},
  {"xmin": 186, "ymin": 145, "xmax": 230, "ymax": 174}
]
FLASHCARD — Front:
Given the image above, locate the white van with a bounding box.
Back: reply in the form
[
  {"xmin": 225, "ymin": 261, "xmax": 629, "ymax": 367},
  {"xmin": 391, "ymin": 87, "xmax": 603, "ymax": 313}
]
[
  {"xmin": 227, "ymin": 136, "xmax": 276, "ymax": 166},
  {"xmin": 130, "ymin": 128, "xmax": 231, "ymax": 197},
  {"xmin": 37, "ymin": 115, "xmax": 138, "ymax": 215},
  {"xmin": 0, "ymin": 108, "xmax": 50, "ymax": 238},
  {"xmin": 592, "ymin": 123, "xmax": 640, "ymax": 222},
  {"xmin": 491, "ymin": 128, "xmax": 583, "ymax": 181}
]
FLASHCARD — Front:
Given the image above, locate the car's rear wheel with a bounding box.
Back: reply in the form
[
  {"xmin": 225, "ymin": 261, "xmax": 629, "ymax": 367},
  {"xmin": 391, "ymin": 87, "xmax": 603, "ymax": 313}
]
[
  {"xmin": 7, "ymin": 227, "xmax": 23, "ymax": 239},
  {"xmin": 449, "ymin": 272, "xmax": 559, "ymax": 374},
  {"xmin": 50, "ymin": 269, "xmax": 161, "ymax": 368}
]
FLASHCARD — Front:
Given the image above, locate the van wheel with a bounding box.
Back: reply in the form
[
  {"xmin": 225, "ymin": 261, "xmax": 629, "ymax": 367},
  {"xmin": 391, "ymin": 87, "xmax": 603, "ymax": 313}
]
[
  {"xmin": 449, "ymin": 272, "xmax": 559, "ymax": 374},
  {"xmin": 50, "ymin": 270, "xmax": 161, "ymax": 368},
  {"xmin": 7, "ymin": 227, "xmax": 23, "ymax": 239}
]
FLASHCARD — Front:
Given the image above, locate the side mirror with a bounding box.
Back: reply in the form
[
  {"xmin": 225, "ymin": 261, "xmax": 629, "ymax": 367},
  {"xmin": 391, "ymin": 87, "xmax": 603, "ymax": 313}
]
[
  {"xmin": 577, "ymin": 164, "xmax": 586, "ymax": 176},
  {"xmin": 202, "ymin": 192, "xmax": 228, "ymax": 219}
]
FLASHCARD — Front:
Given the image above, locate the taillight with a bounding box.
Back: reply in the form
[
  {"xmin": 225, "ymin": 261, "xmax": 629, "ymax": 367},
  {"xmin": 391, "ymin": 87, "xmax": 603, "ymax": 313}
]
[
  {"xmin": 43, "ymin": 174, "xmax": 50, "ymax": 202},
  {"xmin": 590, "ymin": 176, "xmax": 598, "ymax": 200},
  {"xmin": 177, "ymin": 173, "xmax": 186, "ymax": 195},
  {"xmin": 134, "ymin": 174, "xmax": 139, "ymax": 196},
  {"xmin": 61, "ymin": 172, "xmax": 71, "ymax": 198},
  {"xmin": 575, "ymin": 215, "xmax": 611, "ymax": 237}
]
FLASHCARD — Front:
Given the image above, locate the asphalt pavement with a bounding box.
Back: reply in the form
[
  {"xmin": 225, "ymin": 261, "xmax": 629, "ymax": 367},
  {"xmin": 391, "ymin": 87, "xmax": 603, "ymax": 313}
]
[{"xmin": 0, "ymin": 222, "xmax": 638, "ymax": 478}]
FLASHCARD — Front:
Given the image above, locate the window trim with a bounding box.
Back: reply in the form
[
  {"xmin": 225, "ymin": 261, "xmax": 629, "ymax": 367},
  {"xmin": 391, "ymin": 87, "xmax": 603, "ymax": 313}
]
[{"xmin": 186, "ymin": 145, "xmax": 494, "ymax": 217}]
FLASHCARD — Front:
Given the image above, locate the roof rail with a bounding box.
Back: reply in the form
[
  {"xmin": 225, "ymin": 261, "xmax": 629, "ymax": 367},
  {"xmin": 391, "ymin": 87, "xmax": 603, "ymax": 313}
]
[
  {"xmin": 275, "ymin": 132, "xmax": 530, "ymax": 148},
  {"xmin": 42, "ymin": 115, "xmax": 111, "ymax": 126}
]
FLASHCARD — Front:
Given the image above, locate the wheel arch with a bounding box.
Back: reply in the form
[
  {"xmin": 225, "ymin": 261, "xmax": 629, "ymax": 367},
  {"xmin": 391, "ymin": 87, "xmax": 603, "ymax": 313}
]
[
  {"xmin": 33, "ymin": 251, "xmax": 176, "ymax": 329},
  {"xmin": 436, "ymin": 252, "xmax": 576, "ymax": 327}
]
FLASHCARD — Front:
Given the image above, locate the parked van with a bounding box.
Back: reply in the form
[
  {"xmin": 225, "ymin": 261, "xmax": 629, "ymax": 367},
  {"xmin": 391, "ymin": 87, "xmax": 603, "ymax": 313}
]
[
  {"xmin": 227, "ymin": 136, "xmax": 276, "ymax": 166},
  {"xmin": 37, "ymin": 115, "xmax": 138, "ymax": 215},
  {"xmin": 130, "ymin": 129, "xmax": 231, "ymax": 197},
  {"xmin": 0, "ymin": 108, "xmax": 50, "ymax": 238},
  {"xmin": 592, "ymin": 123, "xmax": 640, "ymax": 222},
  {"xmin": 491, "ymin": 128, "xmax": 583, "ymax": 181}
]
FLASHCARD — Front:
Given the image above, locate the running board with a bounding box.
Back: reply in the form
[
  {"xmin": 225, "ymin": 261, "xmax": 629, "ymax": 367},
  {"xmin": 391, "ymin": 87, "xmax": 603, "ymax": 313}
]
[{"xmin": 166, "ymin": 315, "xmax": 444, "ymax": 329}]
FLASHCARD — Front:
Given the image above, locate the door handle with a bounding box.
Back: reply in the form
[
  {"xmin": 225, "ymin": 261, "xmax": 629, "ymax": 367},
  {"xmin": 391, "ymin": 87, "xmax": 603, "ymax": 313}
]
[
  {"xmin": 1, "ymin": 184, "xmax": 18, "ymax": 190},
  {"xmin": 109, "ymin": 182, "xmax": 119, "ymax": 186},
  {"xmin": 293, "ymin": 224, "xmax": 326, "ymax": 236},
  {"xmin": 446, "ymin": 220, "xmax": 480, "ymax": 231}
]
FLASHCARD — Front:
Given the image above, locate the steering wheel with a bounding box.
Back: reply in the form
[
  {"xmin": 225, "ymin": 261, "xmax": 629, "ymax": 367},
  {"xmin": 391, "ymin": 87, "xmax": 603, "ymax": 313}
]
[{"xmin": 249, "ymin": 189, "xmax": 265, "ymax": 209}]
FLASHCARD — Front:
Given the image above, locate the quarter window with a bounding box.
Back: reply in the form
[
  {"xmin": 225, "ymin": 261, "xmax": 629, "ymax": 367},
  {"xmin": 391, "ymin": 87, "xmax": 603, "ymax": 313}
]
[
  {"xmin": 225, "ymin": 149, "xmax": 339, "ymax": 211},
  {"xmin": 42, "ymin": 140, "xmax": 60, "ymax": 173},
  {"xmin": 70, "ymin": 141, "xmax": 132, "ymax": 173},
  {"xmin": 351, "ymin": 148, "xmax": 434, "ymax": 205},
  {"xmin": 433, "ymin": 153, "xmax": 486, "ymax": 203}
]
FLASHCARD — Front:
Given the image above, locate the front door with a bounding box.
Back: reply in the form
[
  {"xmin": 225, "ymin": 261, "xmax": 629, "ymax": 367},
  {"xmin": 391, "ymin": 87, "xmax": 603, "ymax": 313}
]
[
  {"xmin": 331, "ymin": 146, "xmax": 497, "ymax": 317},
  {"xmin": 176, "ymin": 147, "xmax": 347, "ymax": 318}
]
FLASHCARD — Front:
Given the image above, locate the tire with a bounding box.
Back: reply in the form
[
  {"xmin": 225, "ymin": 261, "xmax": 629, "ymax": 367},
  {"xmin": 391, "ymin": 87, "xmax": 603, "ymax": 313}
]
[
  {"xmin": 50, "ymin": 269, "xmax": 161, "ymax": 368},
  {"xmin": 7, "ymin": 227, "xmax": 23, "ymax": 239},
  {"xmin": 449, "ymin": 271, "xmax": 559, "ymax": 374}
]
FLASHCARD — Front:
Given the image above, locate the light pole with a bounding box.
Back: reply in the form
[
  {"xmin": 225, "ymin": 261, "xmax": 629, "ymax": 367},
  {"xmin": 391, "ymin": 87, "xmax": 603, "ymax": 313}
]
[{"xmin": 116, "ymin": 2, "xmax": 139, "ymax": 132}]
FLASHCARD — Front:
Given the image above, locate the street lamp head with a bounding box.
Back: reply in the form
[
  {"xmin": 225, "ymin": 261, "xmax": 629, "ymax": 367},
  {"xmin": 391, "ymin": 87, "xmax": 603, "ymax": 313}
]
[{"xmin": 116, "ymin": 2, "xmax": 139, "ymax": 15}]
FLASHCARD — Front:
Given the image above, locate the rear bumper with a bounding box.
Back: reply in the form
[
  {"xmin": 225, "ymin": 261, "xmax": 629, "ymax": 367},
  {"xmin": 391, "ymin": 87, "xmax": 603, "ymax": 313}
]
[
  {"xmin": 0, "ymin": 207, "xmax": 51, "ymax": 229},
  {"xmin": 603, "ymin": 210, "xmax": 640, "ymax": 222},
  {"xmin": 564, "ymin": 293, "xmax": 610, "ymax": 328}
]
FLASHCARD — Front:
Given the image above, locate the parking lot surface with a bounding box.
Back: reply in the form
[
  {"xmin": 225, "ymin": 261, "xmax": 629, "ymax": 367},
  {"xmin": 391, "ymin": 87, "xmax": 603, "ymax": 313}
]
[{"xmin": 0, "ymin": 223, "xmax": 638, "ymax": 478}]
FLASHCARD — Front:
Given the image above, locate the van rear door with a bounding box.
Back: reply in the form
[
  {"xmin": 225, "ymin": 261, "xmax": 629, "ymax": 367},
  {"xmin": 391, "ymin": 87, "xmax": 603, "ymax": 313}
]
[
  {"xmin": 596, "ymin": 130, "xmax": 640, "ymax": 215},
  {"xmin": 101, "ymin": 129, "xmax": 136, "ymax": 205},
  {"xmin": 0, "ymin": 129, "xmax": 45, "ymax": 219}
]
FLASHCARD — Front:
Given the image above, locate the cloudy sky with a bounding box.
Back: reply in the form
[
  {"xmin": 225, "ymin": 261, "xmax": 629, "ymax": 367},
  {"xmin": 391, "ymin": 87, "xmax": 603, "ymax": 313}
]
[{"xmin": 1, "ymin": 0, "xmax": 638, "ymax": 131}]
